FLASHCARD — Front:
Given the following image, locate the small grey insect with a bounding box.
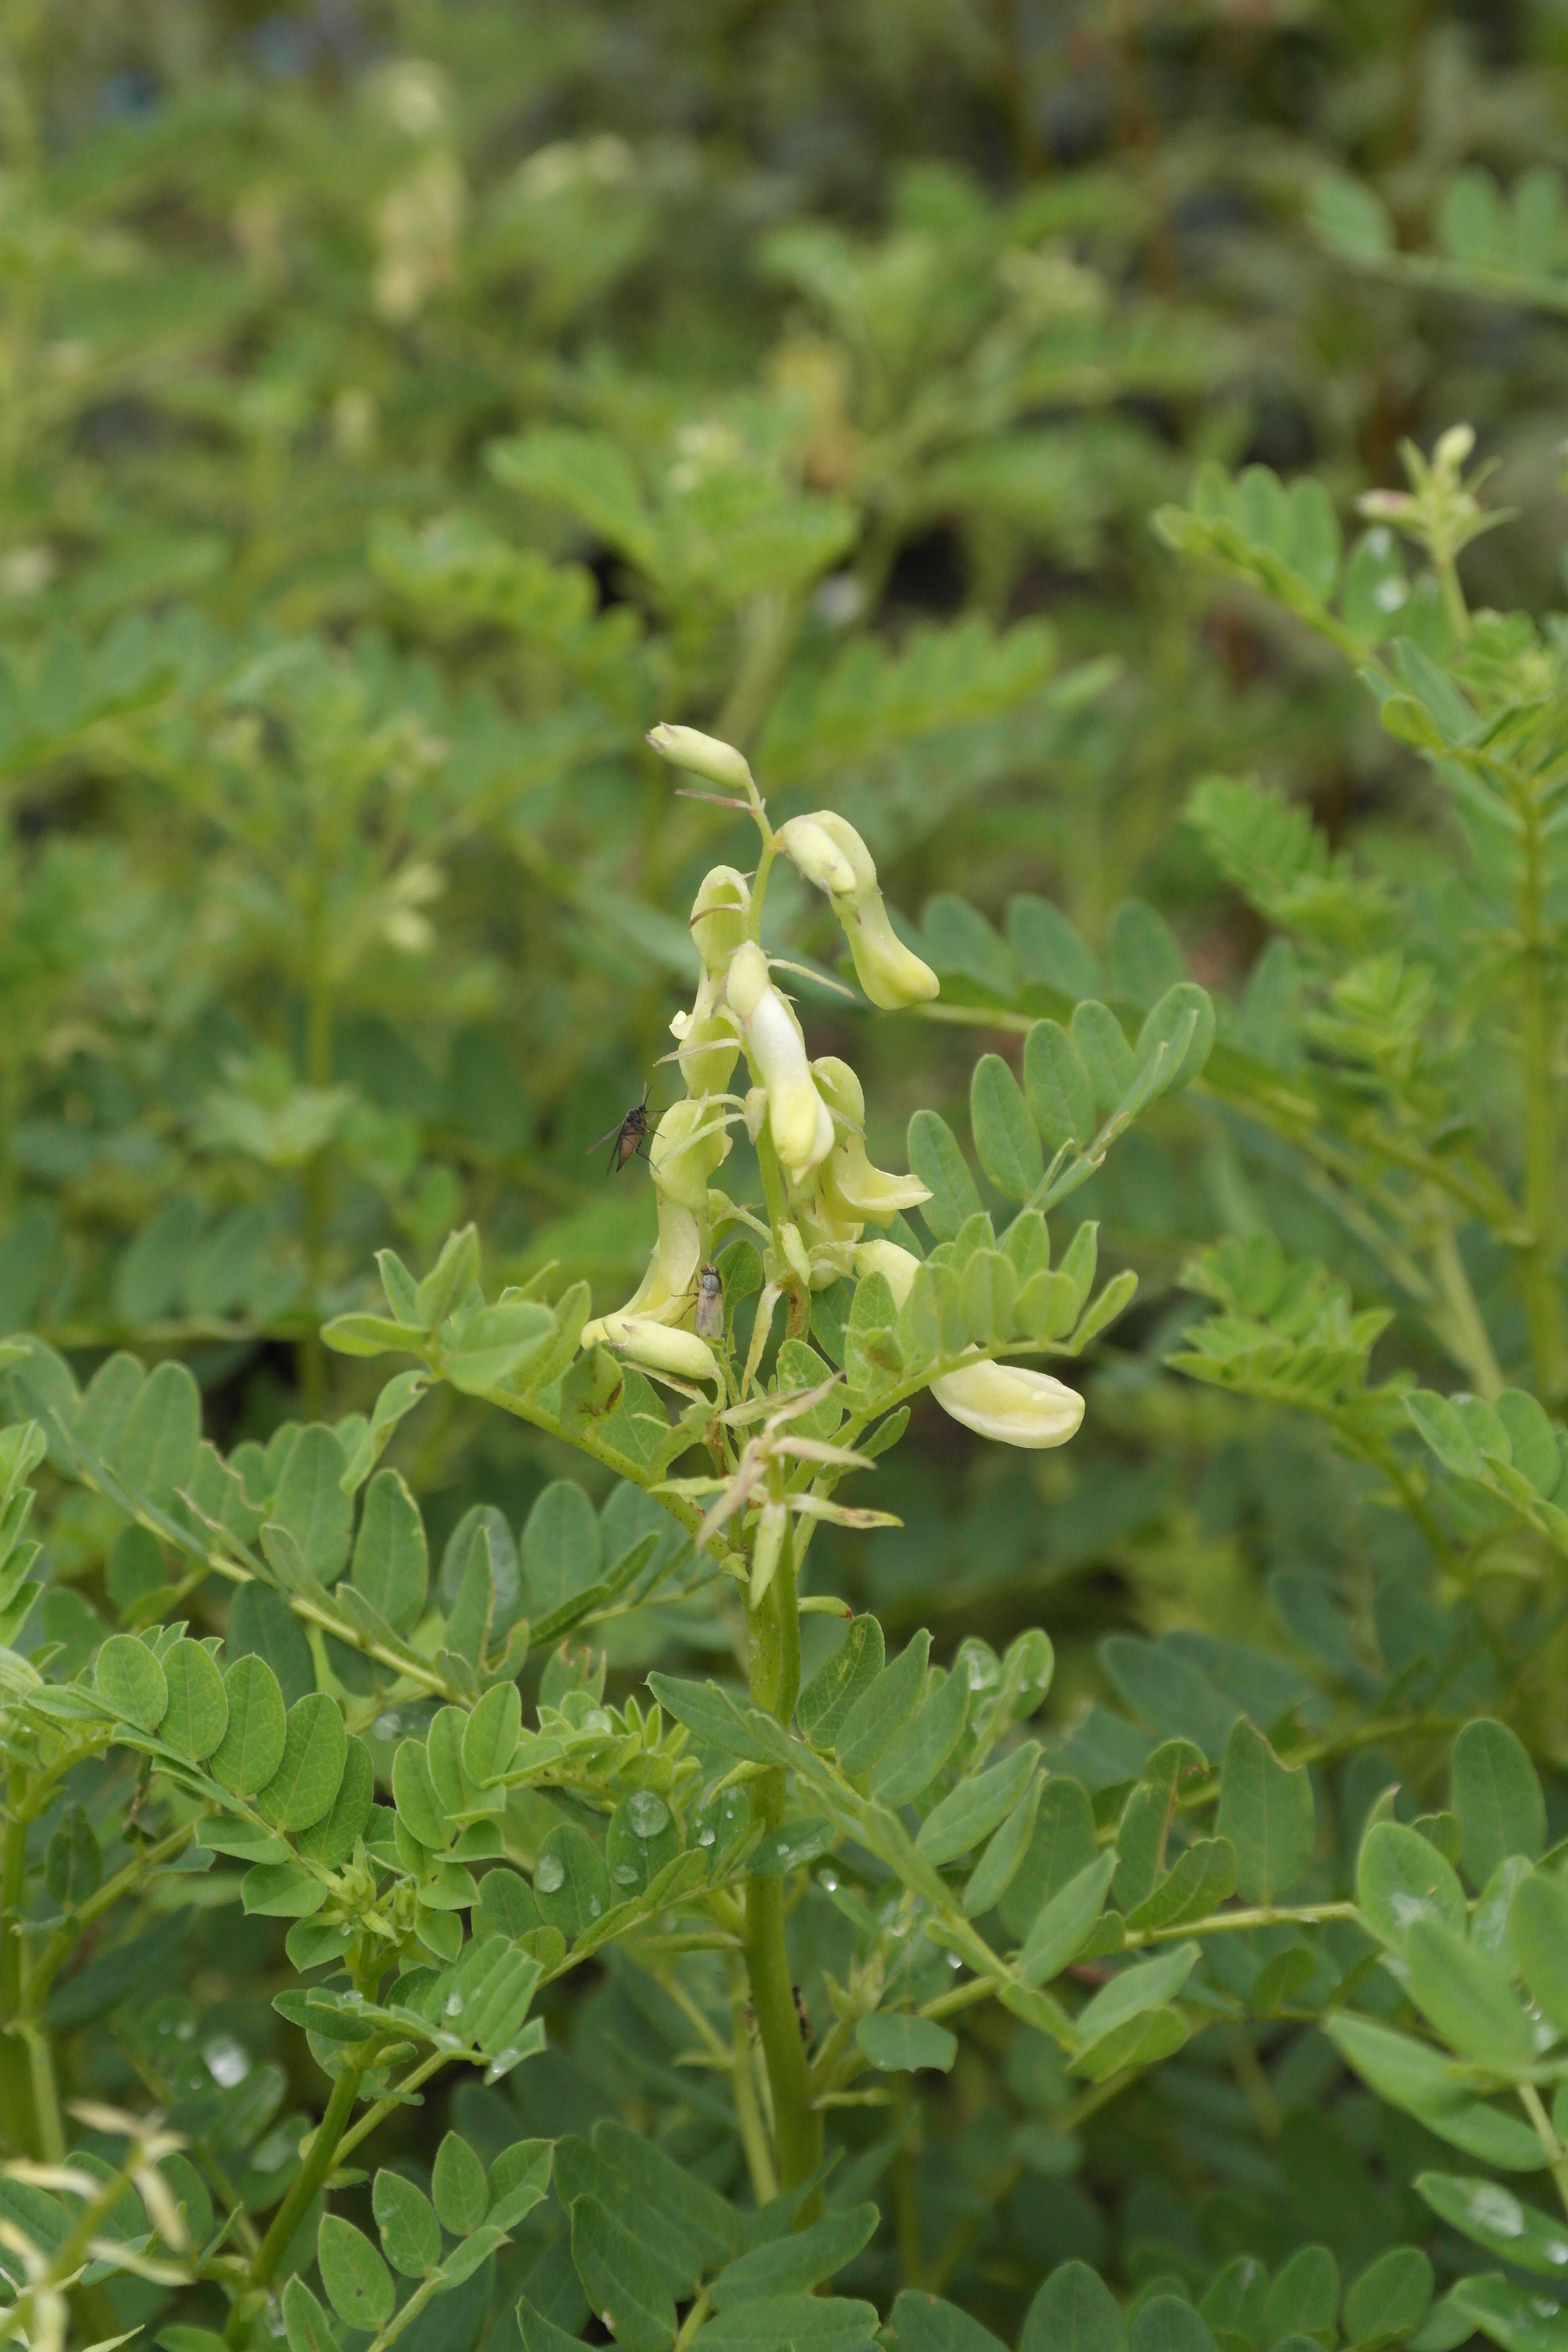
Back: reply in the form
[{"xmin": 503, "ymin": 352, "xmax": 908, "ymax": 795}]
[
  {"xmin": 587, "ymin": 1084, "xmax": 650, "ymax": 1175},
  {"xmin": 694, "ymin": 1261, "xmax": 724, "ymax": 1342}
]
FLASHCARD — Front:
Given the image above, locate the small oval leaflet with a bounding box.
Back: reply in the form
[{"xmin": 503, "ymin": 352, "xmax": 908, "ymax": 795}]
[
  {"xmin": 316, "ymin": 2213, "xmax": 394, "ymax": 2332},
  {"xmin": 93, "ymin": 1633, "xmax": 169, "ymax": 1733},
  {"xmin": 159, "ymin": 1638, "xmax": 227, "ymax": 1760},
  {"xmin": 256, "ymin": 1691, "xmax": 347, "ymax": 1831},
  {"xmin": 209, "ymin": 1654, "xmax": 288, "ymax": 1799}
]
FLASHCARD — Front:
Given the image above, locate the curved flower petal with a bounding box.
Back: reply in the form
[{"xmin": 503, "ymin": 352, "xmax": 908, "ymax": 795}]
[
  {"xmin": 596, "ymin": 1315, "xmax": 720, "ymax": 1384},
  {"xmin": 930, "ymin": 1362, "xmax": 1084, "ymax": 1449},
  {"xmin": 726, "ymin": 942, "xmax": 834, "ymax": 1182}
]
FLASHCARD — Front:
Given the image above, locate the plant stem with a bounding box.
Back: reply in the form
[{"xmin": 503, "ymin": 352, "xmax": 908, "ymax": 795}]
[
  {"xmin": 299, "ymin": 861, "xmax": 335, "ymax": 1421},
  {"xmin": 0, "ymin": 1767, "xmax": 34, "ymax": 2152},
  {"xmin": 233, "ymin": 2044, "xmax": 377, "ymax": 2332},
  {"xmin": 1519, "ymin": 792, "xmax": 1563, "ymax": 1398},
  {"xmin": 722, "ymin": 1953, "xmax": 778, "ymax": 2204},
  {"xmin": 743, "ymin": 1531, "xmax": 821, "ymax": 2201},
  {"xmin": 1429, "ymin": 1208, "xmax": 1504, "ymax": 1399},
  {"xmin": 1519, "ymin": 2081, "xmax": 1568, "ymax": 2219}
]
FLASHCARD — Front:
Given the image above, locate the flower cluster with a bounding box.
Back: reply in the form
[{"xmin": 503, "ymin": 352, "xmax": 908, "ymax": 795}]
[{"xmin": 583, "ymin": 724, "xmax": 1082, "ymax": 1455}]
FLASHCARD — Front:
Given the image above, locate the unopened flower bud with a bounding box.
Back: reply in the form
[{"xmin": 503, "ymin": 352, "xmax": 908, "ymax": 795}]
[
  {"xmin": 726, "ymin": 943, "xmax": 834, "ymax": 1182},
  {"xmin": 1435, "ymin": 423, "xmax": 1476, "ymax": 472},
  {"xmin": 796, "ymin": 810, "xmax": 877, "ymax": 896},
  {"xmin": 647, "ymin": 723, "xmax": 754, "ymax": 795},
  {"xmin": 649, "ymin": 1095, "xmax": 730, "ymax": 1216},
  {"xmin": 778, "ymin": 815, "xmax": 859, "ymax": 897},
  {"xmin": 839, "ymin": 890, "xmax": 939, "ymax": 1011},
  {"xmin": 689, "ymin": 867, "xmax": 751, "ymax": 980},
  {"xmin": 930, "ymin": 1362, "xmax": 1083, "ymax": 1449},
  {"xmin": 597, "ymin": 1314, "xmax": 720, "ymax": 1384}
]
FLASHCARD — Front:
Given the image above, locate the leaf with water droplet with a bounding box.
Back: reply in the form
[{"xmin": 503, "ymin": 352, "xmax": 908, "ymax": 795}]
[{"xmin": 534, "ymin": 1824, "xmax": 611, "ymax": 1937}]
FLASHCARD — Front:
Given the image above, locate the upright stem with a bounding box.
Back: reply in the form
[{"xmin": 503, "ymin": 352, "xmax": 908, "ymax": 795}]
[
  {"xmin": 1428, "ymin": 1206, "xmax": 1504, "ymax": 1399},
  {"xmin": 231, "ymin": 2046, "xmax": 374, "ymax": 2337},
  {"xmin": 298, "ymin": 867, "xmax": 334, "ymax": 1421},
  {"xmin": 743, "ymin": 1531, "xmax": 821, "ymax": 2201},
  {"xmin": 1519, "ymin": 795, "xmax": 1563, "ymax": 1398},
  {"xmin": 0, "ymin": 1770, "xmax": 35, "ymax": 2153}
]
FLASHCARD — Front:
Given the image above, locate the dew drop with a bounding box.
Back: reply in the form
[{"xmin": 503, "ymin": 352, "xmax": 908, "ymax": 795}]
[
  {"xmin": 588, "ymin": 1896, "xmax": 602, "ymax": 1917},
  {"xmin": 1470, "ymin": 2185, "xmax": 1525, "ymax": 2238},
  {"xmin": 612, "ymin": 1863, "xmax": 638, "ymax": 1885},
  {"xmin": 535, "ymin": 1851, "xmax": 566, "ymax": 1894},
  {"xmin": 627, "ymin": 1789, "xmax": 671, "ymax": 1839},
  {"xmin": 818, "ymin": 1870, "xmax": 838, "ymax": 1892},
  {"xmin": 445, "ymin": 1994, "xmax": 463, "ymax": 2017},
  {"xmin": 697, "ymin": 1826, "xmax": 717, "ymax": 1848}
]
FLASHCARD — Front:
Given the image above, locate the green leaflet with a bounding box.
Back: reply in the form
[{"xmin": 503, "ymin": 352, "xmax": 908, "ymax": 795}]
[
  {"xmin": 1129, "ymin": 2298, "xmax": 1216, "ymax": 2352},
  {"xmin": 114, "ymin": 1360, "xmax": 202, "ymax": 1512},
  {"xmin": 295, "ymin": 1734, "xmax": 374, "ymax": 1866},
  {"xmin": 1018, "ymin": 1852, "xmax": 1118, "ymax": 1986},
  {"xmin": 534, "ymin": 1824, "xmax": 612, "ymax": 1938},
  {"xmin": 916, "ymin": 1743, "xmax": 1040, "ymax": 1864},
  {"xmin": 317, "ymin": 2214, "xmax": 395, "ymax": 2331},
  {"xmin": 432, "ymin": 2130, "xmax": 490, "ymax": 2233},
  {"xmin": 1401, "ymin": 1916, "xmax": 1535, "ymax": 2071},
  {"xmin": 256, "ymin": 1692, "xmax": 348, "ymax": 1832},
  {"xmin": 227, "ymin": 1581, "xmax": 314, "ymax": 1710},
  {"xmin": 93, "ymin": 1632, "xmax": 168, "ymax": 1733},
  {"xmin": 870, "ymin": 1662, "xmax": 970, "ymax": 1804},
  {"xmin": 1021, "ymin": 2262, "xmax": 1129, "ymax": 2352},
  {"xmin": 1213, "ymin": 1718, "xmax": 1313, "ymax": 1903},
  {"xmin": 373, "ymin": 2168, "xmax": 442, "ymax": 2277},
  {"xmin": 1326, "ymin": 2014, "xmax": 1545, "ymax": 2169},
  {"xmin": 709, "ymin": 2205, "xmax": 879, "ymax": 2308},
  {"xmin": 962, "ymin": 1773, "xmax": 1044, "ymax": 1915},
  {"xmin": 891, "ymin": 2292, "xmax": 1011, "ymax": 2352},
  {"xmin": 999, "ymin": 1775, "xmax": 1098, "ymax": 1942},
  {"xmin": 798, "ymin": 1615, "xmax": 885, "ymax": 1745},
  {"xmin": 209, "ymin": 1654, "xmax": 287, "ymax": 1798},
  {"xmin": 271, "ymin": 1425, "xmax": 353, "ymax": 1583},
  {"xmin": 1357, "ymin": 1820, "xmax": 1467, "ymax": 1951},
  {"xmin": 155, "ymin": 1637, "xmax": 227, "ymax": 1762},
  {"xmin": 523, "ymin": 1478, "xmax": 603, "ymax": 1616},
  {"xmin": 1263, "ymin": 2247, "xmax": 1339, "ymax": 2346},
  {"xmin": 1451, "ymin": 1717, "xmax": 1547, "ymax": 1889},
  {"xmin": 570, "ymin": 2193, "xmax": 678, "ymax": 2352},
  {"xmin": 836, "ymin": 1632, "xmax": 932, "ymax": 1779},
  {"xmin": 1508, "ymin": 1868, "xmax": 1568, "ymax": 2034},
  {"xmin": 855, "ymin": 2012, "xmax": 958, "ymax": 2073},
  {"xmin": 351, "ymin": 1468, "xmax": 429, "ymax": 1634},
  {"xmin": 907, "ymin": 1110, "xmax": 983, "ymax": 1243},
  {"xmin": 1448, "ymin": 2274, "xmax": 1568, "ymax": 2352},
  {"xmin": 970, "ymin": 1052, "xmax": 1043, "ymax": 1201},
  {"xmin": 1417, "ymin": 2173, "xmax": 1568, "ymax": 2276}
]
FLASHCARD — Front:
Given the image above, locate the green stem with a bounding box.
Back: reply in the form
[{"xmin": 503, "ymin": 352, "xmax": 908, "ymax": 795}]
[
  {"xmin": 743, "ymin": 1533, "xmax": 821, "ymax": 2200},
  {"xmin": 724, "ymin": 1953, "xmax": 778, "ymax": 2205},
  {"xmin": 333, "ymin": 2047, "xmax": 448, "ymax": 2169},
  {"xmin": 1519, "ymin": 795, "xmax": 1563, "ymax": 1398},
  {"xmin": 0, "ymin": 1768, "xmax": 33, "ymax": 2152},
  {"xmin": 1428, "ymin": 1207, "xmax": 1505, "ymax": 1399},
  {"xmin": 298, "ymin": 866, "xmax": 335, "ymax": 1421},
  {"xmin": 1519, "ymin": 2081, "xmax": 1568, "ymax": 2220},
  {"xmin": 235, "ymin": 2046, "xmax": 378, "ymax": 2328}
]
